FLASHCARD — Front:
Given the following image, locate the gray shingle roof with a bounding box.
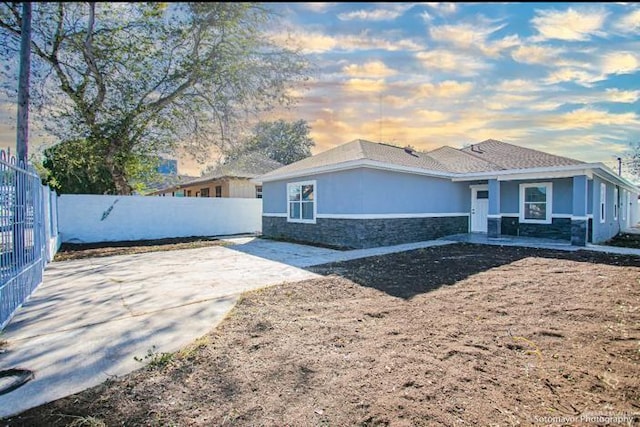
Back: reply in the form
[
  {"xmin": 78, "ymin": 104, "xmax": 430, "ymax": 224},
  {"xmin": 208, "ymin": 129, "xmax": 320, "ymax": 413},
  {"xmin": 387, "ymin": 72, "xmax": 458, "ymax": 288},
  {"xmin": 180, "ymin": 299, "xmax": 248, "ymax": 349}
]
[
  {"xmin": 258, "ymin": 138, "xmax": 587, "ymax": 180},
  {"xmin": 183, "ymin": 152, "xmax": 283, "ymax": 186},
  {"xmin": 459, "ymin": 139, "xmax": 584, "ymax": 170},
  {"xmin": 258, "ymin": 139, "xmax": 450, "ymax": 179},
  {"xmin": 426, "ymin": 146, "xmax": 501, "ymax": 173}
]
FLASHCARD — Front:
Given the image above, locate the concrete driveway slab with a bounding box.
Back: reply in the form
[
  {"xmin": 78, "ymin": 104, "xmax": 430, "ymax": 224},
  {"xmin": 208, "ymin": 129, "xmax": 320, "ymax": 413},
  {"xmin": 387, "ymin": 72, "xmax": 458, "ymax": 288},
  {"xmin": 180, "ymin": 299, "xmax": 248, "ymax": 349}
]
[{"xmin": 0, "ymin": 244, "xmax": 319, "ymax": 419}]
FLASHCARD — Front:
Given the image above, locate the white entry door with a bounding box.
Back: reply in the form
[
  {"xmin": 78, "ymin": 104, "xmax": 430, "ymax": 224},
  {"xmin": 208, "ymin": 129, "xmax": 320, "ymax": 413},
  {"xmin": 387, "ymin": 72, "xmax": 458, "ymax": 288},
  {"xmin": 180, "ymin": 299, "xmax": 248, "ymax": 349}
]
[{"xmin": 471, "ymin": 186, "xmax": 489, "ymax": 233}]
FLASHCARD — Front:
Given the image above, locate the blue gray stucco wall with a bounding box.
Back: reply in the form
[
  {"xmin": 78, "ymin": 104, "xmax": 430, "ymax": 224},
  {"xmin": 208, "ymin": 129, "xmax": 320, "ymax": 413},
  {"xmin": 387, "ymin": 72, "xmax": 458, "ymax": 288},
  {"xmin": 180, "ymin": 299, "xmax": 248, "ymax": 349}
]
[
  {"xmin": 263, "ymin": 168, "xmax": 470, "ymax": 215},
  {"xmin": 499, "ymin": 178, "xmax": 573, "ymax": 215},
  {"xmin": 591, "ymin": 176, "xmax": 620, "ymax": 244}
]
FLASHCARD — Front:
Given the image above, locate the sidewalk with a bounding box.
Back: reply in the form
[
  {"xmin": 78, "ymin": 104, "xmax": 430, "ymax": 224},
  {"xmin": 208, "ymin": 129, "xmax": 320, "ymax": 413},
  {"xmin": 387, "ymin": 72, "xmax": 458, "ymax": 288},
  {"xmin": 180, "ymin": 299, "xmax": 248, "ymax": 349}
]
[{"xmin": 443, "ymin": 233, "xmax": 640, "ymax": 257}]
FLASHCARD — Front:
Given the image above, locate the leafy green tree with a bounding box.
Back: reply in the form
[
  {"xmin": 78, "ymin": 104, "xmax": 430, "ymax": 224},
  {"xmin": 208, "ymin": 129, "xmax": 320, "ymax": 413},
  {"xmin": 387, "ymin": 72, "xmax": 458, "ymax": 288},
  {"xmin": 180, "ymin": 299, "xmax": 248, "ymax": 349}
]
[
  {"xmin": 41, "ymin": 139, "xmax": 116, "ymax": 194},
  {"xmin": 39, "ymin": 139, "xmax": 159, "ymax": 194},
  {"xmin": 0, "ymin": 3, "xmax": 307, "ymax": 194},
  {"xmin": 229, "ymin": 119, "xmax": 314, "ymax": 165}
]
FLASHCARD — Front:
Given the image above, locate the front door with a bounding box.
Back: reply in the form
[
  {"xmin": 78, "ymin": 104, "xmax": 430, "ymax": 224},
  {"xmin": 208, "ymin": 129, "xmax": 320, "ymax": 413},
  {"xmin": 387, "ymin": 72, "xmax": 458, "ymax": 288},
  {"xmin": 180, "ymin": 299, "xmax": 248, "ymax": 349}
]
[{"xmin": 471, "ymin": 186, "xmax": 489, "ymax": 233}]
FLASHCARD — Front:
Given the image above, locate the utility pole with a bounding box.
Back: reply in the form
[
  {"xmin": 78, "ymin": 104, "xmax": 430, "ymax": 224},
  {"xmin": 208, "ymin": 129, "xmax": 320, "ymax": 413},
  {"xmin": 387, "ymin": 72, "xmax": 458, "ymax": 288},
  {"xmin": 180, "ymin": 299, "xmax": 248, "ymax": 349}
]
[
  {"xmin": 13, "ymin": 2, "xmax": 31, "ymax": 264},
  {"xmin": 617, "ymin": 157, "xmax": 622, "ymax": 176},
  {"xmin": 17, "ymin": 2, "xmax": 32, "ymax": 163}
]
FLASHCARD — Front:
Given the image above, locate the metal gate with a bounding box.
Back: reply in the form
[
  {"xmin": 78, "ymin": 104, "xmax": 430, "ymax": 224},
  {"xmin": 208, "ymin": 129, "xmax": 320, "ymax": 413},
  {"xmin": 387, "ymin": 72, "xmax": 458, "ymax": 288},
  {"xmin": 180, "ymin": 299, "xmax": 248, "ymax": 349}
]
[{"xmin": 0, "ymin": 149, "xmax": 57, "ymax": 329}]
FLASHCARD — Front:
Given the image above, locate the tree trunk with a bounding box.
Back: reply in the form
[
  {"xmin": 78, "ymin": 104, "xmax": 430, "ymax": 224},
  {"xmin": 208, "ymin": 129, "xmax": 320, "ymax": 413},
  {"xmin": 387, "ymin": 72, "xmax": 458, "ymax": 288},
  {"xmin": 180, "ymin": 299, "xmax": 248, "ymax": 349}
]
[{"xmin": 104, "ymin": 143, "xmax": 132, "ymax": 195}]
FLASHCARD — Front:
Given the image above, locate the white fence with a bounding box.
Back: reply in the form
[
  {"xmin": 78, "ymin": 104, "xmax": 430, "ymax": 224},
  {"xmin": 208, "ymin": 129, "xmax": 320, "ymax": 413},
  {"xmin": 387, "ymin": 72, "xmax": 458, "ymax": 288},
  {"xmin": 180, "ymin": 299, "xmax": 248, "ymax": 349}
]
[{"xmin": 58, "ymin": 195, "xmax": 262, "ymax": 243}]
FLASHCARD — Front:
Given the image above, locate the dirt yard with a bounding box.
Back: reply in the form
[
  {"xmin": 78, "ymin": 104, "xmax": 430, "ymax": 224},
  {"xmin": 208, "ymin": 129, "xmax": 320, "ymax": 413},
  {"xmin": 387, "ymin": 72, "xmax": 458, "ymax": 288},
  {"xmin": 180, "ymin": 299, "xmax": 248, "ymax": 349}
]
[
  {"xmin": 54, "ymin": 237, "xmax": 226, "ymax": 261},
  {"xmin": 5, "ymin": 243, "xmax": 640, "ymax": 426}
]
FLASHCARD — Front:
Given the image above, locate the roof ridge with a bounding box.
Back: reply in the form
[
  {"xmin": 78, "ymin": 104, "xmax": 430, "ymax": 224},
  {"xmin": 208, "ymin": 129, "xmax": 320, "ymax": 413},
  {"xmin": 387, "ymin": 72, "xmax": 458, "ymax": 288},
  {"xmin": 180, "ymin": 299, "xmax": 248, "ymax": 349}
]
[
  {"xmin": 457, "ymin": 143, "xmax": 506, "ymax": 170},
  {"xmin": 473, "ymin": 139, "xmax": 584, "ymax": 164},
  {"xmin": 433, "ymin": 145, "xmax": 503, "ymax": 167}
]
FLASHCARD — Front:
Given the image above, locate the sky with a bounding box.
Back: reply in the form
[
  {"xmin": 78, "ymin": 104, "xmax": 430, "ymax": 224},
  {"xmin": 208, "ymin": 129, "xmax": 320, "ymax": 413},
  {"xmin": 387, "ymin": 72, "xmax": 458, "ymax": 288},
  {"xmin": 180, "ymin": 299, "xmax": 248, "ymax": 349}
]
[
  {"xmin": 266, "ymin": 2, "xmax": 640, "ymax": 175},
  {"xmin": 1, "ymin": 2, "xmax": 639, "ymax": 177}
]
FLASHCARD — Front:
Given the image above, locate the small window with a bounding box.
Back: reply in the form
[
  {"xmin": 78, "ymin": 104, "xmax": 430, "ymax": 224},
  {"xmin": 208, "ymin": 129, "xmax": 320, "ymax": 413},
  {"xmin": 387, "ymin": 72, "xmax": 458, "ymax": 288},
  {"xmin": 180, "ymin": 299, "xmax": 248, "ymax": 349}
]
[
  {"xmin": 519, "ymin": 182, "xmax": 552, "ymax": 224},
  {"xmin": 255, "ymin": 186, "xmax": 263, "ymax": 199},
  {"xmin": 600, "ymin": 183, "xmax": 606, "ymax": 223},
  {"xmin": 621, "ymin": 190, "xmax": 626, "ymax": 221},
  {"xmin": 476, "ymin": 190, "xmax": 488, "ymax": 199},
  {"xmin": 187, "ymin": 190, "xmax": 192, "ymax": 197},
  {"xmin": 287, "ymin": 181, "xmax": 316, "ymax": 223},
  {"xmin": 215, "ymin": 186, "xmax": 222, "ymax": 198},
  {"xmin": 613, "ymin": 187, "xmax": 618, "ymax": 221},
  {"xmin": 201, "ymin": 188, "xmax": 210, "ymax": 198}
]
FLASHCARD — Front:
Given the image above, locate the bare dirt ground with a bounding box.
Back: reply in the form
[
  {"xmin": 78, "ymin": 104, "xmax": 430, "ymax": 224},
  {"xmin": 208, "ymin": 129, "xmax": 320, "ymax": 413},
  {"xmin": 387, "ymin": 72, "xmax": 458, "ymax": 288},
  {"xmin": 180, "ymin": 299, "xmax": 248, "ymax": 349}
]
[
  {"xmin": 53, "ymin": 236, "xmax": 227, "ymax": 261},
  {"xmin": 606, "ymin": 233, "xmax": 640, "ymax": 249},
  {"xmin": 4, "ymin": 243, "xmax": 640, "ymax": 426}
]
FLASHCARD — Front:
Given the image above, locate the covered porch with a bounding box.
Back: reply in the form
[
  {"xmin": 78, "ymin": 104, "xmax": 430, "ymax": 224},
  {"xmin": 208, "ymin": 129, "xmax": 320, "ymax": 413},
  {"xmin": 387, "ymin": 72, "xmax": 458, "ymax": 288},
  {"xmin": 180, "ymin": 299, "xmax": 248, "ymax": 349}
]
[{"xmin": 460, "ymin": 174, "xmax": 595, "ymax": 247}]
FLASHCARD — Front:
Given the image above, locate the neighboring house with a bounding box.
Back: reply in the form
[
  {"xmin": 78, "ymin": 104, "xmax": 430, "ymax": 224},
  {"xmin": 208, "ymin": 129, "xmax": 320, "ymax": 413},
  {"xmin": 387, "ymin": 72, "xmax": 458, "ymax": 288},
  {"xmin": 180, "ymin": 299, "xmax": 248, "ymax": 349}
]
[
  {"xmin": 148, "ymin": 152, "xmax": 282, "ymax": 199},
  {"xmin": 257, "ymin": 139, "xmax": 640, "ymax": 249}
]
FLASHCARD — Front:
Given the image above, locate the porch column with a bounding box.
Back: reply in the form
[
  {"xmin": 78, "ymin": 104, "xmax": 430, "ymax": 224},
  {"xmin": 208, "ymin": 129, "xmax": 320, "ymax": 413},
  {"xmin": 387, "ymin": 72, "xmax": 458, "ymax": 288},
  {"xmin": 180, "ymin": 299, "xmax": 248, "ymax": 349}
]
[
  {"xmin": 488, "ymin": 179, "xmax": 501, "ymax": 238},
  {"xmin": 571, "ymin": 175, "xmax": 588, "ymax": 246}
]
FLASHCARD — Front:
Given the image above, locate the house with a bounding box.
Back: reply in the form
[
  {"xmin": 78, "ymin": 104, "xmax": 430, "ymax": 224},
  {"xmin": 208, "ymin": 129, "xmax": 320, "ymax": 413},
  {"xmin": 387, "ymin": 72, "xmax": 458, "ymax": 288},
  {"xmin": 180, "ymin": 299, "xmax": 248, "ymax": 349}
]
[
  {"xmin": 148, "ymin": 152, "xmax": 282, "ymax": 198},
  {"xmin": 257, "ymin": 139, "xmax": 640, "ymax": 249}
]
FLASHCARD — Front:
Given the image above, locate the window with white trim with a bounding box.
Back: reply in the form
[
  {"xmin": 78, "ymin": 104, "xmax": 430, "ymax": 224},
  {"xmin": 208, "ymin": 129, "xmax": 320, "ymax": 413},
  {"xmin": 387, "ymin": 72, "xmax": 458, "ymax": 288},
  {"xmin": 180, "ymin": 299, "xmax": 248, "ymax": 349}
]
[
  {"xmin": 287, "ymin": 181, "xmax": 316, "ymax": 223},
  {"xmin": 621, "ymin": 190, "xmax": 627, "ymax": 221},
  {"xmin": 600, "ymin": 183, "xmax": 606, "ymax": 223},
  {"xmin": 519, "ymin": 182, "xmax": 552, "ymax": 224},
  {"xmin": 613, "ymin": 187, "xmax": 619, "ymax": 221}
]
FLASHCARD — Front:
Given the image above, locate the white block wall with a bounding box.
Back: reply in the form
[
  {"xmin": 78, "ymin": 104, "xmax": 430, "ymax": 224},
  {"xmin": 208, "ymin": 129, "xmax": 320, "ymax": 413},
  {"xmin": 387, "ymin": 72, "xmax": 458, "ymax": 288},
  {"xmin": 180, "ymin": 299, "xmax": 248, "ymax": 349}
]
[{"xmin": 58, "ymin": 195, "xmax": 262, "ymax": 243}]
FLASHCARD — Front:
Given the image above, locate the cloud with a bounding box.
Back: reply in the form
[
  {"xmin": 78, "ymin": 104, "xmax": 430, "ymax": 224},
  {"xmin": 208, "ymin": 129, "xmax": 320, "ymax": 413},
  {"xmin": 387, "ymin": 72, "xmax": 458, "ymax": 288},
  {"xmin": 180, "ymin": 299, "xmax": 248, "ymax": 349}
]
[
  {"xmin": 543, "ymin": 107, "xmax": 638, "ymax": 130},
  {"xmin": 338, "ymin": 4, "xmax": 413, "ymax": 21},
  {"xmin": 484, "ymin": 94, "xmax": 539, "ymax": 111},
  {"xmin": 343, "ymin": 61, "xmax": 398, "ymax": 78},
  {"xmin": 544, "ymin": 68, "xmax": 603, "ymax": 87},
  {"xmin": 344, "ymin": 78, "xmax": 386, "ymax": 93},
  {"xmin": 527, "ymin": 101, "xmax": 565, "ymax": 112},
  {"xmin": 272, "ymin": 29, "xmax": 423, "ymax": 54},
  {"xmin": 603, "ymin": 88, "xmax": 640, "ymax": 103},
  {"xmin": 531, "ymin": 7, "xmax": 608, "ymax": 41},
  {"xmin": 309, "ymin": 109, "xmax": 360, "ymax": 151},
  {"xmin": 415, "ymin": 50, "xmax": 490, "ymax": 76},
  {"xmin": 600, "ymin": 52, "xmax": 640, "ymax": 75},
  {"xmin": 495, "ymin": 79, "xmax": 541, "ymax": 92},
  {"xmin": 423, "ymin": 3, "xmax": 457, "ymax": 15},
  {"xmin": 613, "ymin": 8, "xmax": 640, "ymax": 34},
  {"xmin": 381, "ymin": 95, "xmax": 413, "ymax": 109},
  {"xmin": 415, "ymin": 109, "xmax": 449, "ymax": 122},
  {"xmin": 302, "ymin": 3, "xmax": 337, "ymax": 13},
  {"xmin": 511, "ymin": 44, "xmax": 562, "ymax": 65},
  {"xmin": 429, "ymin": 20, "xmax": 518, "ymax": 57},
  {"xmin": 418, "ymin": 80, "xmax": 474, "ymax": 98}
]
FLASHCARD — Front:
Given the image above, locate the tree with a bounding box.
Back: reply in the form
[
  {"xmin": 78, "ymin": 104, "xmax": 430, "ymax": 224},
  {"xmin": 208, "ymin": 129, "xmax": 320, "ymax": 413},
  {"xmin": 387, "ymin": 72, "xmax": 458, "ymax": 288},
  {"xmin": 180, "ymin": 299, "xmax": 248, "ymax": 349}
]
[
  {"xmin": 229, "ymin": 119, "xmax": 314, "ymax": 165},
  {"xmin": 625, "ymin": 141, "xmax": 640, "ymax": 179},
  {"xmin": 41, "ymin": 139, "xmax": 116, "ymax": 194},
  {"xmin": 0, "ymin": 3, "xmax": 307, "ymax": 194},
  {"xmin": 40, "ymin": 138, "xmax": 159, "ymax": 195}
]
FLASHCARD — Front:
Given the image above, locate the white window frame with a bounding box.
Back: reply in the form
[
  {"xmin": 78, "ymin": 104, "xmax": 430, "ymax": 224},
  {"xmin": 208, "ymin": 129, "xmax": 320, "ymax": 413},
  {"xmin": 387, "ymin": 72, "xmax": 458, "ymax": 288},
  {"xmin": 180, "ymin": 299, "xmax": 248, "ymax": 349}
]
[
  {"xmin": 613, "ymin": 187, "xmax": 619, "ymax": 221},
  {"xmin": 255, "ymin": 185, "xmax": 263, "ymax": 199},
  {"xmin": 600, "ymin": 183, "xmax": 606, "ymax": 223},
  {"xmin": 621, "ymin": 190, "xmax": 626, "ymax": 221},
  {"xmin": 519, "ymin": 182, "xmax": 552, "ymax": 224},
  {"xmin": 287, "ymin": 180, "xmax": 317, "ymax": 224}
]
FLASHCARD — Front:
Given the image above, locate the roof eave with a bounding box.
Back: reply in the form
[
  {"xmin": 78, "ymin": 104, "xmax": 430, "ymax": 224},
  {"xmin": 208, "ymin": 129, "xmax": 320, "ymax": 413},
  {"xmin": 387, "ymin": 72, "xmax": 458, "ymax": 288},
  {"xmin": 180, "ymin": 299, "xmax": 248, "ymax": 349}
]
[
  {"xmin": 257, "ymin": 159, "xmax": 455, "ymax": 182},
  {"xmin": 453, "ymin": 163, "xmax": 639, "ymax": 192}
]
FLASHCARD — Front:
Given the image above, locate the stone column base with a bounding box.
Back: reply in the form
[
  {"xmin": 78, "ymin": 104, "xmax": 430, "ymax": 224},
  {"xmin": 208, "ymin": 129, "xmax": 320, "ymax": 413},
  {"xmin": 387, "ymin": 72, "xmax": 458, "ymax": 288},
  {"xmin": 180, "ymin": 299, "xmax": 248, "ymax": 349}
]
[
  {"xmin": 488, "ymin": 217, "xmax": 501, "ymax": 238},
  {"xmin": 571, "ymin": 219, "xmax": 587, "ymax": 246}
]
